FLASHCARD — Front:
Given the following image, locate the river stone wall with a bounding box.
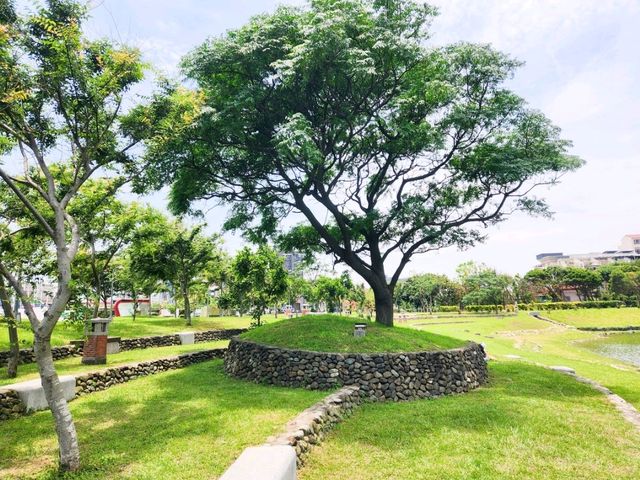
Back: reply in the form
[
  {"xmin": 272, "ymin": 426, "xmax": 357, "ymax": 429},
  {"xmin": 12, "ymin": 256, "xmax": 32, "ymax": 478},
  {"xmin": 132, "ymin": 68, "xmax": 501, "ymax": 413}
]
[
  {"xmin": 0, "ymin": 328, "xmax": 248, "ymax": 366},
  {"xmin": 266, "ymin": 385, "xmax": 362, "ymax": 467},
  {"xmin": 0, "ymin": 345, "xmax": 81, "ymax": 367},
  {"xmin": 0, "ymin": 389, "xmax": 25, "ymax": 421},
  {"xmin": 0, "ymin": 348, "xmax": 226, "ymax": 422},
  {"xmin": 224, "ymin": 338, "xmax": 488, "ymax": 401},
  {"xmin": 75, "ymin": 348, "xmax": 226, "ymax": 396}
]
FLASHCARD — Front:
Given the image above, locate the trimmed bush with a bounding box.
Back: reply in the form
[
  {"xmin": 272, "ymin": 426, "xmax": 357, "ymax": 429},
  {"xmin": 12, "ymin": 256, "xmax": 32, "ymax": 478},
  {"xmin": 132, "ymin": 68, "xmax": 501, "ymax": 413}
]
[
  {"xmin": 436, "ymin": 306, "xmax": 461, "ymax": 313},
  {"xmin": 463, "ymin": 304, "xmax": 515, "ymax": 313},
  {"xmin": 518, "ymin": 300, "xmax": 624, "ymax": 311}
]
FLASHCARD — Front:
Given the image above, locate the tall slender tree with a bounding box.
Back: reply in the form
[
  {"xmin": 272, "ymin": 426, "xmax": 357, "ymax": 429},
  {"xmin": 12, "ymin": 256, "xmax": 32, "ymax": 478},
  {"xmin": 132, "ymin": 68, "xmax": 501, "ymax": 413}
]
[
  {"xmin": 131, "ymin": 221, "xmax": 221, "ymax": 325},
  {"xmin": 0, "ymin": 1, "xmax": 145, "ymax": 470}
]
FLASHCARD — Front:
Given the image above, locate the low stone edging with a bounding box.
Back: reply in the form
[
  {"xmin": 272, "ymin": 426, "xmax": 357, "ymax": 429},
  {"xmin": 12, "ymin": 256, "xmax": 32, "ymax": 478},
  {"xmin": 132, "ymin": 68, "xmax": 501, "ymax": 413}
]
[
  {"xmin": 0, "ymin": 328, "xmax": 247, "ymax": 367},
  {"xmin": 74, "ymin": 348, "xmax": 226, "ymax": 396},
  {"xmin": 549, "ymin": 365, "xmax": 640, "ymax": 431},
  {"xmin": 220, "ymin": 386, "xmax": 362, "ymax": 480},
  {"xmin": 0, "ymin": 348, "xmax": 226, "ymax": 422},
  {"xmin": 0, "ymin": 389, "xmax": 24, "ymax": 421},
  {"xmin": 266, "ymin": 385, "xmax": 362, "ymax": 467},
  {"xmin": 225, "ymin": 338, "xmax": 488, "ymax": 401},
  {"xmin": 0, "ymin": 345, "xmax": 81, "ymax": 368}
]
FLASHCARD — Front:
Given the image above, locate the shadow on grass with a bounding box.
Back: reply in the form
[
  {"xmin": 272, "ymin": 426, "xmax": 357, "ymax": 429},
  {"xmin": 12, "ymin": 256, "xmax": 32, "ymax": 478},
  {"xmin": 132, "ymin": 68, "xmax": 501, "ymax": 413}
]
[{"xmin": 0, "ymin": 360, "xmax": 322, "ymax": 479}]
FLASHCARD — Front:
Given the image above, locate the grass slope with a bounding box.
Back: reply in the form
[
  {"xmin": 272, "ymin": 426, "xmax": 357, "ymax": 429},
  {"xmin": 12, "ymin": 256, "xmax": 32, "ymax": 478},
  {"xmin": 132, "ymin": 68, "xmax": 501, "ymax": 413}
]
[
  {"xmin": 0, "ymin": 315, "xmax": 277, "ymax": 351},
  {"xmin": 239, "ymin": 315, "xmax": 465, "ymax": 353},
  {"xmin": 545, "ymin": 307, "xmax": 640, "ymax": 328},
  {"xmin": 0, "ymin": 360, "xmax": 325, "ymax": 480},
  {"xmin": 0, "ymin": 340, "xmax": 229, "ymax": 387},
  {"xmin": 301, "ymin": 362, "xmax": 640, "ymax": 480}
]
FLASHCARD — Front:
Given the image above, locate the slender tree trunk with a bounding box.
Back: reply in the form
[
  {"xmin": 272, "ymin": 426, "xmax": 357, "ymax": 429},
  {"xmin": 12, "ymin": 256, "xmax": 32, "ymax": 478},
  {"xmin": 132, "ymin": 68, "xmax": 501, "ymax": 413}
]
[
  {"xmin": 372, "ymin": 283, "xmax": 394, "ymax": 326},
  {"xmin": 0, "ymin": 277, "xmax": 19, "ymax": 378},
  {"xmin": 34, "ymin": 333, "xmax": 80, "ymax": 471},
  {"xmin": 131, "ymin": 289, "xmax": 138, "ymax": 322},
  {"xmin": 182, "ymin": 281, "xmax": 191, "ymax": 326}
]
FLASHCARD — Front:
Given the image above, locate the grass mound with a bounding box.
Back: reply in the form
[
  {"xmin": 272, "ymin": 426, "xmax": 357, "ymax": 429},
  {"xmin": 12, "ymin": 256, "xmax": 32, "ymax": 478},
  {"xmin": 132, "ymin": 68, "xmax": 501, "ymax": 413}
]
[{"xmin": 239, "ymin": 315, "xmax": 466, "ymax": 353}]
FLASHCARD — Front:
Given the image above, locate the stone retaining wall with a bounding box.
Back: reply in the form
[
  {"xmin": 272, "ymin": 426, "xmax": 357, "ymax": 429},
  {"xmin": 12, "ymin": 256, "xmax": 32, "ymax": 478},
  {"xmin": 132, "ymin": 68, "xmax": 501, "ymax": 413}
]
[
  {"xmin": 0, "ymin": 389, "xmax": 25, "ymax": 421},
  {"xmin": 225, "ymin": 338, "xmax": 487, "ymax": 401},
  {"xmin": 119, "ymin": 334, "xmax": 180, "ymax": 350},
  {"xmin": 0, "ymin": 328, "xmax": 247, "ymax": 366},
  {"xmin": 75, "ymin": 349, "xmax": 226, "ymax": 396},
  {"xmin": 194, "ymin": 328, "xmax": 247, "ymax": 343},
  {"xmin": 266, "ymin": 385, "xmax": 362, "ymax": 467},
  {"xmin": 0, "ymin": 345, "xmax": 81, "ymax": 367},
  {"xmin": 0, "ymin": 348, "xmax": 226, "ymax": 422}
]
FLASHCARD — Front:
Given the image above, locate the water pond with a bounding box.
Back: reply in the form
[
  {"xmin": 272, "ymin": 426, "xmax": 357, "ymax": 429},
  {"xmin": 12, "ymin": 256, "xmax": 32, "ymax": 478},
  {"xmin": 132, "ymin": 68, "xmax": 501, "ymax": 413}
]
[{"xmin": 581, "ymin": 332, "xmax": 640, "ymax": 367}]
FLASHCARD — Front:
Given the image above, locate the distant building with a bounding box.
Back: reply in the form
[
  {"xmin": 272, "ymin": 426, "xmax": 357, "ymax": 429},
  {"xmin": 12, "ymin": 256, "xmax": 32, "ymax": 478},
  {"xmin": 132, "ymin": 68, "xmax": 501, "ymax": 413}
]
[
  {"xmin": 281, "ymin": 252, "xmax": 305, "ymax": 272},
  {"xmin": 536, "ymin": 234, "xmax": 640, "ymax": 268},
  {"xmin": 619, "ymin": 234, "xmax": 640, "ymax": 254}
]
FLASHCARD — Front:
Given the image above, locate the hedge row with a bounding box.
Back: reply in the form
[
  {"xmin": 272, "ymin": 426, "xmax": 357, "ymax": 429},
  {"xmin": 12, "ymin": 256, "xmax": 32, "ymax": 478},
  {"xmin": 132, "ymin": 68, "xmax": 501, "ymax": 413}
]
[
  {"xmin": 518, "ymin": 300, "xmax": 624, "ymax": 311},
  {"xmin": 433, "ymin": 300, "xmax": 625, "ymax": 313}
]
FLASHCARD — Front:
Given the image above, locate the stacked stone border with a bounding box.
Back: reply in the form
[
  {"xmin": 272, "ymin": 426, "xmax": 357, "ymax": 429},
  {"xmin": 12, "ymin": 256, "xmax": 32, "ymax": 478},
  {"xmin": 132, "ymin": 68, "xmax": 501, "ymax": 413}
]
[
  {"xmin": 0, "ymin": 345, "xmax": 81, "ymax": 368},
  {"xmin": 220, "ymin": 386, "xmax": 362, "ymax": 480},
  {"xmin": 225, "ymin": 338, "xmax": 488, "ymax": 402},
  {"xmin": 266, "ymin": 385, "xmax": 362, "ymax": 467},
  {"xmin": 0, "ymin": 348, "xmax": 226, "ymax": 422},
  {"xmin": 549, "ymin": 365, "xmax": 640, "ymax": 431},
  {"xmin": 0, "ymin": 389, "xmax": 24, "ymax": 421},
  {"xmin": 0, "ymin": 328, "xmax": 246, "ymax": 367}
]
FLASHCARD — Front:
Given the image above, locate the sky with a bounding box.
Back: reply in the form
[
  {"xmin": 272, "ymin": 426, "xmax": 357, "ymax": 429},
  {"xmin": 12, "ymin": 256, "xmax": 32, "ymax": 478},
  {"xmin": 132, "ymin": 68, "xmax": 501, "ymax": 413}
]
[{"xmin": 15, "ymin": 0, "xmax": 640, "ymax": 278}]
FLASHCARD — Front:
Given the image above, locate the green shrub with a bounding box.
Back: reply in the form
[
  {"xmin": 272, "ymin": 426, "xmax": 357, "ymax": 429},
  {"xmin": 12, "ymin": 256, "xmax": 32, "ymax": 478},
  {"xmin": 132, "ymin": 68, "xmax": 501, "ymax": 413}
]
[
  {"xmin": 437, "ymin": 305, "xmax": 461, "ymax": 313},
  {"xmin": 464, "ymin": 304, "xmax": 508, "ymax": 313},
  {"xmin": 519, "ymin": 300, "xmax": 624, "ymax": 311}
]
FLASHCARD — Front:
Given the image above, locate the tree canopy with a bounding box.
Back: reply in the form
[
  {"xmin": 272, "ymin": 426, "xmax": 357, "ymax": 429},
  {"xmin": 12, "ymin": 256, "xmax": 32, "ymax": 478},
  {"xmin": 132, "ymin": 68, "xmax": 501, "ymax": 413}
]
[
  {"xmin": 220, "ymin": 245, "xmax": 288, "ymax": 326},
  {"xmin": 135, "ymin": 0, "xmax": 581, "ymax": 326}
]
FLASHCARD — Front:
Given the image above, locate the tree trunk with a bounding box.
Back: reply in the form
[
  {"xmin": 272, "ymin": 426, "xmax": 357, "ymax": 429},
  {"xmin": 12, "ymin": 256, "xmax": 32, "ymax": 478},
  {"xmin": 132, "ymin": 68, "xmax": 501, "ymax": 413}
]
[
  {"xmin": 182, "ymin": 281, "xmax": 191, "ymax": 326},
  {"xmin": 34, "ymin": 333, "xmax": 80, "ymax": 471},
  {"xmin": 0, "ymin": 278, "xmax": 19, "ymax": 378},
  {"xmin": 131, "ymin": 289, "xmax": 138, "ymax": 322},
  {"xmin": 372, "ymin": 283, "xmax": 394, "ymax": 326}
]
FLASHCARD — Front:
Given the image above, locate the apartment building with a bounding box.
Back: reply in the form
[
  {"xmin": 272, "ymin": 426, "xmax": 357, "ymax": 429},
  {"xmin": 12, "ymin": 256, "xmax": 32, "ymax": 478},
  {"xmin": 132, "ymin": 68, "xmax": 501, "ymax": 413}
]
[{"xmin": 536, "ymin": 234, "xmax": 640, "ymax": 268}]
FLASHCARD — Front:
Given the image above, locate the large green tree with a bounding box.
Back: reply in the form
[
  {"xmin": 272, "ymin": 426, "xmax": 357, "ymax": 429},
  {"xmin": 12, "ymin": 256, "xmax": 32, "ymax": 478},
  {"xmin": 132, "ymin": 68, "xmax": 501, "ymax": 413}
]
[
  {"xmin": 136, "ymin": 0, "xmax": 581, "ymax": 326},
  {"xmin": 70, "ymin": 182, "xmax": 157, "ymax": 317},
  {"xmin": 220, "ymin": 245, "xmax": 288, "ymax": 326},
  {"xmin": 524, "ymin": 266, "xmax": 568, "ymax": 302},
  {"xmin": 0, "ymin": 0, "xmax": 145, "ymax": 470},
  {"xmin": 461, "ymin": 269, "xmax": 513, "ymax": 308},
  {"xmin": 131, "ymin": 222, "xmax": 221, "ymax": 325},
  {"xmin": 562, "ymin": 267, "xmax": 602, "ymax": 301},
  {"xmin": 397, "ymin": 273, "xmax": 462, "ymax": 311}
]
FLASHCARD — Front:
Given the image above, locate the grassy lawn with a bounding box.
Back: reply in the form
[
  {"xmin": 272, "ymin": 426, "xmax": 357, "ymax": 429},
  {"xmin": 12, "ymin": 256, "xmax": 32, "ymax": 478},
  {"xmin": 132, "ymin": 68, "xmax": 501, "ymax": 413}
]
[
  {"xmin": 409, "ymin": 312, "xmax": 640, "ymax": 409},
  {"xmin": 543, "ymin": 307, "xmax": 640, "ymax": 328},
  {"xmin": 0, "ymin": 314, "xmax": 278, "ymax": 350},
  {"xmin": 0, "ymin": 340, "xmax": 229, "ymax": 387},
  {"xmin": 301, "ymin": 362, "xmax": 640, "ymax": 480},
  {"xmin": 240, "ymin": 315, "xmax": 466, "ymax": 353},
  {"xmin": 0, "ymin": 359, "xmax": 325, "ymax": 480}
]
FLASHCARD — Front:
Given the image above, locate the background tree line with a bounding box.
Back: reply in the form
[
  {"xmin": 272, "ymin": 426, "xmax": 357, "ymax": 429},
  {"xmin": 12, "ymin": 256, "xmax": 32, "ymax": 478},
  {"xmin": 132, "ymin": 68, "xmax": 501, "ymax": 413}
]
[{"xmin": 395, "ymin": 260, "xmax": 640, "ymax": 312}]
